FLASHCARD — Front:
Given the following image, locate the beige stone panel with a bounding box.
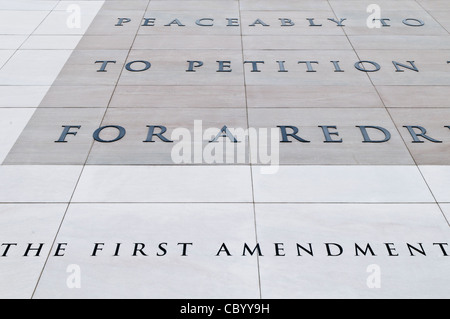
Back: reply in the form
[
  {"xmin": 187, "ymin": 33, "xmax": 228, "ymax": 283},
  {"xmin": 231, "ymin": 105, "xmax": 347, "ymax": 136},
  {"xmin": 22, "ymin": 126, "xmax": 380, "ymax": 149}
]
[
  {"xmin": 87, "ymin": 107, "xmax": 249, "ymax": 165},
  {"xmin": 243, "ymin": 50, "xmax": 373, "ymax": 86},
  {"xmin": 84, "ymin": 10, "xmax": 145, "ymax": 36},
  {"xmin": 52, "ymin": 49, "xmax": 128, "ymax": 86},
  {"xmin": 240, "ymin": 11, "xmax": 346, "ymax": 36},
  {"xmin": 133, "ymin": 35, "xmax": 242, "ymax": 50},
  {"xmin": 240, "ymin": 0, "xmax": 332, "ymax": 11},
  {"xmin": 327, "ymin": 9, "xmax": 448, "ymax": 36},
  {"xmin": 349, "ymin": 35, "xmax": 450, "ymax": 50},
  {"xmin": 138, "ymin": 11, "xmax": 241, "ymax": 36},
  {"xmin": 426, "ymin": 11, "xmax": 450, "ymax": 33},
  {"xmin": 110, "ymin": 85, "xmax": 246, "ymax": 108},
  {"xmin": 329, "ymin": 0, "xmax": 424, "ymax": 11},
  {"xmin": 243, "ymin": 35, "xmax": 352, "ymax": 50},
  {"xmin": 76, "ymin": 35, "xmax": 136, "ymax": 50},
  {"xmin": 4, "ymin": 108, "xmax": 105, "ymax": 165},
  {"xmin": 417, "ymin": 0, "xmax": 450, "ymax": 11},
  {"xmin": 248, "ymin": 108, "xmax": 414, "ymax": 165},
  {"xmin": 355, "ymin": 50, "xmax": 450, "ymax": 86},
  {"xmin": 39, "ymin": 86, "xmax": 115, "ymax": 108},
  {"xmin": 389, "ymin": 108, "xmax": 450, "ymax": 165},
  {"xmin": 376, "ymin": 86, "xmax": 450, "ymax": 108},
  {"xmin": 246, "ymin": 85, "xmax": 383, "ymax": 108},
  {"xmin": 118, "ymin": 49, "xmax": 244, "ymax": 86}
]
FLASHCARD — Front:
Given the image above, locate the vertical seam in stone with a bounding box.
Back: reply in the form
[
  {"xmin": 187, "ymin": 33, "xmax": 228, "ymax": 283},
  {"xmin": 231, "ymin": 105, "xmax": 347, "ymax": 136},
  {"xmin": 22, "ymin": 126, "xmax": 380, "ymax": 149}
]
[
  {"xmin": 29, "ymin": 0, "xmax": 64, "ymax": 299},
  {"xmin": 414, "ymin": 0, "xmax": 450, "ymax": 35},
  {"xmin": 31, "ymin": 0, "xmax": 154, "ymax": 298},
  {"xmin": 237, "ymin": 0, "xmax": 263, "ymax": 299},
  {"xmin": 0, "ymin": 1, "xmax": 59, "ymax": 73},
  {"xmin": 0, "ymin": 2, "xmax": 63, "ymax": 166}
]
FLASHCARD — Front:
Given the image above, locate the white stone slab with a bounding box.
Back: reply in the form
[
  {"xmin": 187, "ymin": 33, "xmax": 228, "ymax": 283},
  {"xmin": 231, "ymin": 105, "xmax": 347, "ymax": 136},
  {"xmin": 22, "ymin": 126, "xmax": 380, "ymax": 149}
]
[
  {"xmin": 0, "ymin": 165, "xmax": 82, "ymax": 202},
  {"xmin": 441, "ymin": 204, "xmax": 450, "ymax": 225},
  {"xmin": 0, "ymin": 49, "xmax": 14, "ymax": 68},
  {"xmin": 0, "ymin": 108, "xmax": 35, "ymax": 163},
  {"xmin": 34, "ymin": 7, "xmax": 103, "ymax": 35},
  {"xmin": 33, "ymin": 203, "xmax": 260, "ymax": 298},
  {"xmin": 0, "ymin": 0, "xmax": 57, "ymax": 11},
  {"xmin": 0, "ymin": 11, "xmax": 48, "ymax": 35},
  {"xmin": 256, "ymin": 203, "xmax": 450, "ymax": 298},
  {"xmin": 252, "ymin": 166, "xmax": 435, "ymax": 203},
  {"xmin": 0, "ymin": 50, "xmax": 72, "ymax": 85},
  {"xmin": 21, "ymin": 35, "xmax": 82, "ymax": 50},
  {"xmin": 0, "ymin": 35, "xmax": 26, "ymax": 49},
  {"xmin": 0, "ymin": 86, "xmax": 50, "ymax": 108},
  {"xmin": 420, "ymin": 166, "xmax": 450, "ymax": 203},
  {"xmin": 54, "ymin": 1, "xmax": 104, "ymax": 12},
  {"xmin": 0, "ymin": 204, "xmax": 67, "ymax": 299},
  {"xmin": 72, "ymin": 166, "xmax": 253, "ymax": 203}
]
